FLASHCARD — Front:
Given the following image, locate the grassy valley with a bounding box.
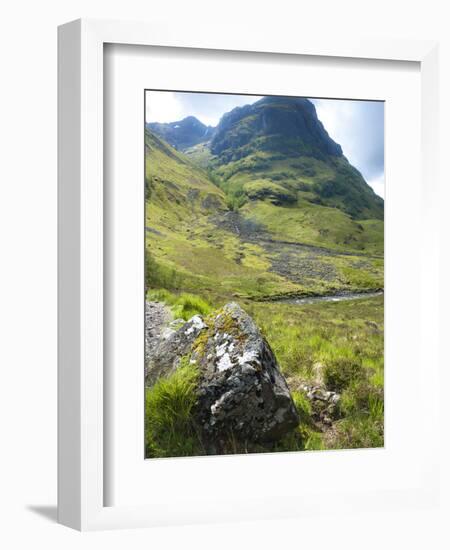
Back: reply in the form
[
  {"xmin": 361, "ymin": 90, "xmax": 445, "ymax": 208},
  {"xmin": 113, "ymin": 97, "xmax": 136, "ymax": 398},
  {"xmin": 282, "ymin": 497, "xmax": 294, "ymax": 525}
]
[{"xmin": 145, "ymin": 95, "xmax": 384, "ymax": 454}]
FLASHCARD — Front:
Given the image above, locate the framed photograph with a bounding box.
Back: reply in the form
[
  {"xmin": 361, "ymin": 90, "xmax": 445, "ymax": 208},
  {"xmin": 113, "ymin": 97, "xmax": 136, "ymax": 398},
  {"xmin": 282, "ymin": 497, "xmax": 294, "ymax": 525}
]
[{"xmin": 58, "ymin": 19, "xmax": 440, "ymax": 530}]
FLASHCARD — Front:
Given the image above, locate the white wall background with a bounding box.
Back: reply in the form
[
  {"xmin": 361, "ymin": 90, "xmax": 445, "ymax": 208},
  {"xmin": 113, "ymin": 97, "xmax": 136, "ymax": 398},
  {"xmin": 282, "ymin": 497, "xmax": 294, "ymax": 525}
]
[{"xmin": 0, "ymin": 0, "xmax": 448, "ymax": 547}]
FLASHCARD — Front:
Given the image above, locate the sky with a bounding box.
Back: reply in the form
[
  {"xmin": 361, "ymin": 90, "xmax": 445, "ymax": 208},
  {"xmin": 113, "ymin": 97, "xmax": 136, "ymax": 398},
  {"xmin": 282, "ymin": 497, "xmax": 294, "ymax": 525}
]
[{"xmin": 145, "ymin": 91, "xmax": 384, "ymax": 198}]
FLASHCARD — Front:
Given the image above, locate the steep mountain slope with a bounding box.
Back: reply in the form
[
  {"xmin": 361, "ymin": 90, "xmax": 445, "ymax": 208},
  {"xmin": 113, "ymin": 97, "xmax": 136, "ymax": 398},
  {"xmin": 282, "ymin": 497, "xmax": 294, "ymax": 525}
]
[
  {"xmin": 145, "ymin": 126, "xmax": 383, "ymax": 299},
  {"xmin": 211, "ymin": 96, "xmax": 342, "ymax": 158},
  {"xmin": 147, "ymin": 97, "xmax": 384, "ymax": 231},
  {"xmin": 145, "ymin": 130, "xmax": 225, "ymax": 217},
  {"xmin": 145, "ymin": 130, "xmax": 303, "ymax": 299},
  {"xmin": 147, "ymin": 116, "xmax": 214, "ymax": 151},
  {"xmin": 209, "ymin": 96, "xmax": 384, "ymax": 229}
]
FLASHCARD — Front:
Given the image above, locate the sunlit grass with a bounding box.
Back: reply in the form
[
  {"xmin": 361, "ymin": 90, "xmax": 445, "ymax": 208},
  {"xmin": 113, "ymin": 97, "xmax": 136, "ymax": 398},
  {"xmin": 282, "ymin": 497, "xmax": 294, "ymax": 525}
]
[
  {"xmin": 145, "ymin": 360, "xmax": 204, "ymax": 458},
  {"xmin": 147, "ymin": 288, "xmax": 213, "ymax": 321},
  {"xmin": 247, "ymin": 296, "xmax": 384, "ymax": 449},
  {"xmin": 144, "ymin": 127, "xmax": 384, "ymax": 455},
  {"xmin": 145, "ymin": 295, "xmax": 384, "ymax": 454}
]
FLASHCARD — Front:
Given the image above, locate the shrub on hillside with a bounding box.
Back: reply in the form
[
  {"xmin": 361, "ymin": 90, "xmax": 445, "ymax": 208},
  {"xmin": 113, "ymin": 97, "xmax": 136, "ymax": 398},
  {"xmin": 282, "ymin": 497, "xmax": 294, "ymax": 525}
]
[
  {"xmin": 323, "ymin": 356, "xmax": 364, "ymax": 392},
  {"xmin": 145, "ymin": 250, "xmax": 181, "ymax": 291}
]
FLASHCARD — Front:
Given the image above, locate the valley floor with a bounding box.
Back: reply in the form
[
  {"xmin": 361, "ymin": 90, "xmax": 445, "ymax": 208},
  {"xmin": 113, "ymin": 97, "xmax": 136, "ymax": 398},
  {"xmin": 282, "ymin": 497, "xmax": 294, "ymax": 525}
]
[{"xmin": 145, "ymin": 289, "xmax": 384, "ymax": 456}]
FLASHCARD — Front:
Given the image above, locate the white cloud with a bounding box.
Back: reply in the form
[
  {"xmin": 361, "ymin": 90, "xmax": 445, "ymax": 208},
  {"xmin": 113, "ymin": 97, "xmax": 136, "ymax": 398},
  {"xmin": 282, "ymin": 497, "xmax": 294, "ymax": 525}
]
[
  {"xmin": 367, "ymin": 174, "xmax": 385, "ymax": 199},
  {"xmin": 145, "ymin": 91, "xmax": 183, "ymax": 123},
  {"xmin": 311, "ymin": 98, "xmax": 384, "ymax": 199},
  {"xmin": 145, "ymin": 91, "xmax": 262, "ymax": 126},
  {"xmin": 312, "ymin": 99, "xmax": 355, "ymax": 145}
]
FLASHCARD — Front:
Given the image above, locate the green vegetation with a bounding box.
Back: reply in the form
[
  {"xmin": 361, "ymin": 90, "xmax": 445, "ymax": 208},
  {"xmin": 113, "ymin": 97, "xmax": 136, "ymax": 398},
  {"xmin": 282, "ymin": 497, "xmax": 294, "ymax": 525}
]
[
  {"xmin": 246, "ymin": 296, "xmax": 384, "ymax": 450},
  {"xmin": 145, "ymin": 359, "xmax": 204, "ymax": 458},
  {"xmin": 147, "ymin": 288, "xmax": 212, "ymax": 321},
  {"xmin": 243, "ymin": 199, "xmax": 382, "ymax": 254},
  {"xmin": 225, "ymin": 190, "xmax": 247, "ymax": 211},
  {"xmin": 184, "ymin": 142, "xmax": 214, "ymax": 168},
  {"xmin": 209, "ymin": 96, "xmax": 383, "ymax": 222},
  {"xmin": 145, "ymin": 249, "xmax": 182, "ymax": 290},
  {"xmin": 145, "ymin": 95, "xmax": 384, "ymax": 455},
  {"xmin": 244, "ymin": 179, "xmax": 297, "ymax": 204},
  {"xmin": 144, "ymin": 290, "xmax": 384, "ymax": 454},
  {"xmin": 145, "ymin": 128, "xmax": 383, "ymax": 300},
  {"xmin": 274, "ymin": 391, "xmax": 325, "ymax": 452},
  {"xmin": 247, "ymin": 297, "xmax": 383, "ymax": 384},
  {"xmin": 323, "ymin": 356, "xmax": 364, "ymax": 392}
]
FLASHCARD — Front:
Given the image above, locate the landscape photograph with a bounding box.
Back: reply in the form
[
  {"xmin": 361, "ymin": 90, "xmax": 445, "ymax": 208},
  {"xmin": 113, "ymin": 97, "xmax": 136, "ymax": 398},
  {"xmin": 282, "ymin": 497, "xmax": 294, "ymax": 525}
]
[{"xmin": 144, "ymin": 91, "xmax": 384, "ymax": 458}]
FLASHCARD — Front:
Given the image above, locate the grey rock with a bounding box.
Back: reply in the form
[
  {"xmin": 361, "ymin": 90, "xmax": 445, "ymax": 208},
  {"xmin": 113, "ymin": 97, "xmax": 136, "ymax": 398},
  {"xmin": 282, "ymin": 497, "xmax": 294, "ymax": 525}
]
[
  {"xmin": 146, "ymin": 301, "xmax": 299, "ymax": 448},
  {"xmin": 145, "ymin": 301, "xmax": 172, "ymax": 365},
  {"xmin": 192, "ymin": 302, "xmax": 299, "ymax": 446},
  {"xmin": 299, "ymin": 382, "xmax": 341, "ymax": 426},
  {"xmin": 169, "ymin": 318, "xmax": 186, "ymax": 330},
  {"xmin": 145, "ymin": 314, "xmax": 206, "ymax": 385},
  {"xmin": 147, "ymin": 116, "xmax": 214, "ymax": 151}
]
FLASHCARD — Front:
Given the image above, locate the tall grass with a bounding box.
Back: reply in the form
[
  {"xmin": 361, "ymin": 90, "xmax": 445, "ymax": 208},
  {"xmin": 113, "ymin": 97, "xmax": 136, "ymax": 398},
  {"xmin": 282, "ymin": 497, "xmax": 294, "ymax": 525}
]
[
  {"xmin": 145, "ymin": 360, "xmax": 204, "ymax": 458},
  {"xmin": 147, "ymin": 288, "xmax": 212, "ymax": 321},
  {"xmin": 144, "ymin": 295, "xmax": 384, "ymax": 455},
  {"xmin": 248, "ymin": 297, "xmax": 384, "ymax": 450},
  {"xmin": 145, "ymin": 250, "xmax": 182, "ymax": 291}
]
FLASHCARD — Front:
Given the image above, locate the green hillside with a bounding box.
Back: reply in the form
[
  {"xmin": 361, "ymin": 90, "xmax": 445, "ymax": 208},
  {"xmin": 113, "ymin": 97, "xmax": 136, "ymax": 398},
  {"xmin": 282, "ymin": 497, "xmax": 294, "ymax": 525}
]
[
  {"xmin": 145, "ymin": 126, "xmax": 383, "ymax": 300},
  {"xmin": 146, "ymin": 96, "xmax": 384, "ymax": 300},
  {"xmin": 207, "ymin": 97, "xmax": 383, "ymax": 251},
  {"xmin": 145, "ymin": 130, "xmax": 301, "ymax": 300},
  {"xmin": 211, "ymin": 156, "xmax": 384, "ymax": 255},
  {"xmin": 145, "ymin": 96, "xmax": 385, "ymax": 453}
]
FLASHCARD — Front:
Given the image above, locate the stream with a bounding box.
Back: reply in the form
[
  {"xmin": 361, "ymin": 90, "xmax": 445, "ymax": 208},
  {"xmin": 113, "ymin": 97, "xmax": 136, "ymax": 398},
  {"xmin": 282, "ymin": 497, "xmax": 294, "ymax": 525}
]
[{"xmin": 279, "ymin": 290, "xmax": 383, "ymax": 306}]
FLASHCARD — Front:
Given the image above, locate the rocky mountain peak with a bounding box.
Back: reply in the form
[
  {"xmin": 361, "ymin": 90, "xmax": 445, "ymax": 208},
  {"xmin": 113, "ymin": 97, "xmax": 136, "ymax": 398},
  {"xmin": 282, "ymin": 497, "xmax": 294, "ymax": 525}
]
[
  {"xmin": 210, "ymin": 96, "xmax": 342, "ymax": 160},
  {"xmin": 147, "ymin": 116, "xmax": 214, "ymax": 151}
]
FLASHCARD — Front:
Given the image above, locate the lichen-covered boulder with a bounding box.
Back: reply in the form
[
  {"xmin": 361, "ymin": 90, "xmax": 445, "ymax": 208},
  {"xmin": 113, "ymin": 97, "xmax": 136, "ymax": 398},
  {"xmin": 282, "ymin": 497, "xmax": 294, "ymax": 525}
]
[
  {"xmin": 191, "ymin": 303, "xmax": 299, "ymax": 447},
  {"xmin": 146, "ymin": 301, "xmax": 299, "ymax": 448}
]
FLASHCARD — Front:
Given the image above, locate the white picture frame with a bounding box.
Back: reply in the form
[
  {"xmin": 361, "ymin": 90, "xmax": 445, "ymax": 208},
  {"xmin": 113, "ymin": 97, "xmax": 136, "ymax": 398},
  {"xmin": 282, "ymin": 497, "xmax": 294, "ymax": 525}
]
[{"xmin": 58, "ymin": 18, "xmax": 440, "ymax": 531}]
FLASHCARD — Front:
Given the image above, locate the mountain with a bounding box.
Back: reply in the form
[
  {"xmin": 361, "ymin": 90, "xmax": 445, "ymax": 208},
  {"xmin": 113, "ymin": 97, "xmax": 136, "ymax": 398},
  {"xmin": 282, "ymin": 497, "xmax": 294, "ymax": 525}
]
[
  {"xmin": 145, "ymin": 128, "xmax": 304, "ymax": 299},
  {"xmin": 147, "ymin": 116, "xmax": 214, "ymax": 151},
  {"xmin": 145, "ymin": 96, "xmax": 384, "ymax": 299},
  {"xmin": 211, "ymin": 96, "xmax": 342, "ymax": 159},
  {"xmin": 148, "ymin": 97, "xmax": 383, "ymax": 222},
  {"xmin": 209, "ymin": 96, "xmax": 384, "ymax": 222}
]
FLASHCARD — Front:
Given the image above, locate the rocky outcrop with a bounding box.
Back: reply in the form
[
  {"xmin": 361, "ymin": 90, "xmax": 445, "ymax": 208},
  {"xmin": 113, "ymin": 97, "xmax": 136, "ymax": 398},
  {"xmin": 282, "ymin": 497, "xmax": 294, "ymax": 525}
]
[
  {"xmin": 147, "ymin": 116, "xmax": 214, "ymax": 151},
  {"xmin": 145, "ymin": 312, "xmax": 206, "ymax": 385},
  {"xmin": 145, "ymin": 301, "xmax": 173, "ymax": 366},
  {"xmin": 210, "ymin": 96, "xmax": 343, "ymax": 159},
  {"xmin": 145, "ymin": 302, "xmax": 299, "ymax": 448}
]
